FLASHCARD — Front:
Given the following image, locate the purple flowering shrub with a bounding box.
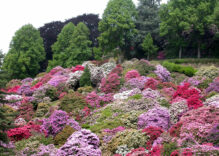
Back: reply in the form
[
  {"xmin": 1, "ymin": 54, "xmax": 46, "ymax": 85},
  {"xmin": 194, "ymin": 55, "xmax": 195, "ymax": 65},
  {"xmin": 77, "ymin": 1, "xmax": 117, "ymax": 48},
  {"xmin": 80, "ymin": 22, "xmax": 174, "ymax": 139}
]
[
  {"xmin": 206, "ymin": 123, "xmax": 219, "ymax": 147},
  {"xmin": 125, "ymin": 76, "xmax": 149, "ymax": 90},
  {"xmin": 17, "ymin": 84, "xmax": 33, "ymax": 96},
  {"xmin": 154, "ymin": 65, "xmax": 171, "ymax": 82},
  {"xmin": 86, "ymin": 91, "xmax": 113, "ymax": 107},
  {"xmin": 206, "ymin": 81, "xmax": 219, "ymax": 93},
  {"xmin": 41, "ymin": 110, "xmax": 81, "ymax": 136},
  {"xmin": 57, "ymin": 129, "xmax": 101, "ymax": 156},
  {"xmin": 138, "ymin": 107, "xmax": 170, "ymax": 130}
]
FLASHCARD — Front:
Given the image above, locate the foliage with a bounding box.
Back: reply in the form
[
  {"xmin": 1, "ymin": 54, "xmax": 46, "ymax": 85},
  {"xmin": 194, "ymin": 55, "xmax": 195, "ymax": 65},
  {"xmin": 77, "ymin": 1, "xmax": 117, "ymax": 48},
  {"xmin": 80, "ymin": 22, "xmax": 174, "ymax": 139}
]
[
  {"xmin": 3, "ymin": 24, "xmax": 45, "ymax": 79},
  {"xmin": 163, "ymin": 142, "xmax": 178, "ymax": 156},
  {"xmin": 35, "ymin": 103, "xmax": 50, "ymax": 118},
  {"xmin": 77, "ymin": 86, "xmax": 93, "ymax": 94},
  {"xmin": 79, "ymin": 66, "xmax": 91, "ymax": 87},
  {"xmin": 59, "ymin": 92, "xmax": 89, "ymax": 115},
  {"xmin": 141, "ymin": 33, "xmax": 158, "ymax": 60},
  {"xmin": 66, "ymin": 22, "xmax": 92, "ymax": 66},
  {"xmin": 54, "ymin": 125, "xmax": 75, "ymax": 147},
  {"xmin": 18, "ymin": 100, "xmax": 35, "ymax": 122},
  {"xmin": 162, "ymin": 61, "xmax": 197, "ymax": 77},
  {"xmin": 98, "ymin": 0, "xmax": 137, "ymax": 58}
]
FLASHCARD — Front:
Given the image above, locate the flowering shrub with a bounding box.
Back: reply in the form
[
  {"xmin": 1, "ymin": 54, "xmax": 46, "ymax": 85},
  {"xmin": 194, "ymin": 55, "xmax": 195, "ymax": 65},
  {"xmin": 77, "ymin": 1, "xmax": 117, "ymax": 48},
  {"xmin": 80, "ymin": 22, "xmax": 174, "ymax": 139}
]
[
  {"xmin": 125, "ymin": 70, "xmax": 140, "ymax": 81},
  {"xmin": 181, "ymin": 77, "xmax": 202, "ymax": 86},
  {"xmin": 204, "ymin": 94, "xmax": 219, "ymax": 108},
  {"xmin": 100, "ymin": 73, "xmax": 121, "ymax": 93},
  {"xmin": 110, "ymin": 64, "xmax": 123, "ymax": 76},
  {"xmin": 157, "ymin": 51, "xmax": 165, "ymax": 60},
  {"xmin": 21, "ymin": 78, "xmax": 33, "ymax": 84},
  {"xmin": 7, "ymin": 123, "xmax": 40, "ymax": 141},
  {"xmin": 206, "ymin": 123, "xmax": 219, "ymax": 147},
  {"xmin": 47, "ymin": 75, "xmax": 68, "ymax": 87},
  {"xmin": 138, "ymin": 107, "xmax": 170, "ymax": 130},
  {"xmin": 144, "ymin": 78, "xmax": 159, "ymax": 90},
  {"xmin": 7, "ymin": 85, "xmax": 20, "ymax": 93},
  {"xmin": 154, "ymin": 65, "xmax": 171, "ymax": 82},
  {"xmin": 57, "ymin": 129, "xmax": 101, "ymax": 156},
  {"xmin": 14, "ymin": 118, "xmax": 27, "ymax": 126},
  {"xmin": 195, "ymin": 65, "xmax": 219, "ymax": 80},
  {"xmin": 41, "ymin": 110, "xmax": 81, "ymax": 136},
  {"xmin": 100, "ymin": 62, "xmax": 116, "ymax": 77},
  {"xmin": 169, "ymin": 121, "xmax": 183, "ymax": 137},
  {"xmin": 126, "ymin": 76, "xmax": 149, "ymax": 90},
  {"xmin": 31, "ymin": 81, "xmax": 43, "ymax": 90},
  {"xmin": 6, "ymin": 79, "xmax": 22, "ymax": 89},
  {"xmin": 18, "ymin": 98, "xmax": 35, "ymax": 121},
  {"xmin": 206, "ymin": 81, "xmax": 219, "ymax": 93},
  {"xmin": 142, "ymin": 88, "xmax": 161, "ymax": 99},
  {"xmin": 142, "ymin": 126, "xmax": 164, "ymax": 150},
  {"xmin": 72, "ymin": 65, "xmax": 84, "ymax": 72},
  {"xmin": 179, "ymin": 106, "xmax": 219, "ymax": 144},
  {"xmin": 17, "ymin": 84, "xmax": 33, "ymax": 96},
  {"xmin": 173, "ymin": 83, "xmax": 203, "ymax": 109}
]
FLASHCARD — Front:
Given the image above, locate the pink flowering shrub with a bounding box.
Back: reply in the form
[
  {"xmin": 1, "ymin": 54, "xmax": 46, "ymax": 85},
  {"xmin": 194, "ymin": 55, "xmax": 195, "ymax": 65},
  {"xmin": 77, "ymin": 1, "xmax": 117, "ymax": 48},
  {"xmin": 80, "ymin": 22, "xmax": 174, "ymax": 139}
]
[
  {"xmin": 100, "ymin": 73, "xmax": 121, "ymax": 93},
  {"xmin": 179, "ymin": 106, "xmax": 219, "ymax": 144},
  {"xmin": 138, "ymin": 107, "xmax": 170, "ymax": 130},
  {"xmin": 31, "ymin": 82, "xmax": 43, "ymax": 90},
  {"xmin": 7, "ymin": 85, "xmax": 20, "ymax": 93},
  {"xmin": 110, "ymin": 64, "xmax": 123, "ymax": 76},
  {"xmin": 86, "ymin": 91, "xmax": 113, "ymax": 107},
  {"xmin": 144, "ymin": 78, "xmax": 159, "ymax": 90},
  {"xmin": 49, "ymin": 66, "xmax": 64, "ymax": 75},
  {"xmin": 125, "ymin": 70, "xmax": 140, "ymax": 81},
  {"xmin": 126, "ymin": 76, "xmax": 149, "ymax": 90},
  {"xmin": 47, "ymin": 75, "xmax": 68, "ymax": 87},
  {"xmin": 154, "ymin": 65, "xmax": 171, "ymax": 82}
]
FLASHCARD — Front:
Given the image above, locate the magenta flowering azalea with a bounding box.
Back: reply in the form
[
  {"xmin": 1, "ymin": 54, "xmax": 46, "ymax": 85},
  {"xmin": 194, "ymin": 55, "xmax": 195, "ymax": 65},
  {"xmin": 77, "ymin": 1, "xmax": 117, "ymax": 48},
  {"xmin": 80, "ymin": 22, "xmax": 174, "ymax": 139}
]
[{"xmin": 125, "ymin": 70, "xmax": 140, "ymax": 81}]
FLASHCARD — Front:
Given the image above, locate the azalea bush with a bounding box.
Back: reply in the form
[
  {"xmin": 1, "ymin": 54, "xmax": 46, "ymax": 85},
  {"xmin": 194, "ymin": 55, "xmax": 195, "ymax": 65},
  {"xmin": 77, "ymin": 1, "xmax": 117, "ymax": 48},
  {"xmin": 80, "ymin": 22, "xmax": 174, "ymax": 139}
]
[
  {"xmin": 100, "ymin": 73, "xmax": 121, "ymax": 93},
  {"xmin": 125, "ymin": 70, "xmax": 140, "ymax": 81}
]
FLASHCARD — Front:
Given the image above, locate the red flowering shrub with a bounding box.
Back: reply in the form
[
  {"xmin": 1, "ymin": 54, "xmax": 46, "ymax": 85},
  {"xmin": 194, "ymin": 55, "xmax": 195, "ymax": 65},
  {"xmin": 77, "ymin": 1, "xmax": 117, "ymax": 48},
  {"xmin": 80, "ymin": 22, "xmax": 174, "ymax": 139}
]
[
  {"xmin": 7, "ymin": 85, "xmax": 20, "ymax": 93},
  {"xmin": 125, "ymin": 70, "xmax": 140, "ymax": 81},
  {"xmin": 126, "ymin": 147, "xmax": 148, "ymax": 156},
  {"xmin": 59, "ymin": 92, "xmax": 67, "ymax": 99},
  {"xmin": 39, "ymin": 73, "xmax": 52, "ymax": 84},
  {"xmin": 142, "ymin": 126, "xmax": 164, "ymax": 150},
  {"xmin": 181, "ymin": 148, "xmax": 193, "ymax": 156},
  {"xmin": 110, "ymin": 64, "xmax": 123, "ymax": 76},
  {"xmin": 144, "ymin": 78, "xmax": 159, "ymax": 90},
  {"xmin": 170, "ymin": 150, "xmax": 180, "ymax": 156},
  {"xmin": 100, "ymin": 73, "xmax": 121, "ymax": 93},
  {"xmin": 72, "ymin": 65, "xmax": 85, "ymax": 72},
  {"xmin": 86, "ymin": 91, "xmax": 101, "ymax": 107},
  {"xmin": 169, "ymin": 121, "xmax": 183, "ymax": 137},
  {"xmin": 18, "ymin": 97, "xmax": 35, "ymax": 121},
  {"xmin": 7, "ymin": 122, "xmax": 40, "ymax": 141},
  {"xmin": 31, "ymin": 82, "xmax": 43, "ymax": 90},
  {"xmin": 157, "ymin": 51, "xmax": 165, "ymax": 60},
  {"xmin": 149, "ymin": 145, "xmax": 163, "ymax": 156},
  {"xmin": 173, "ymin": 83, "xmax": 203, "ymax": 109}
]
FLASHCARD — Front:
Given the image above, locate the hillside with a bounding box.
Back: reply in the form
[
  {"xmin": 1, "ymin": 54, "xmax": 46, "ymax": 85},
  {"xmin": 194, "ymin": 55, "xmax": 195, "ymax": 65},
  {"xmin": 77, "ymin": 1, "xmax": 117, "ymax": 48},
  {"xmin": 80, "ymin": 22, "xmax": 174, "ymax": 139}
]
[{"xmin": 1, "ymin": 58, "xmax": 219, "ymax": 156}]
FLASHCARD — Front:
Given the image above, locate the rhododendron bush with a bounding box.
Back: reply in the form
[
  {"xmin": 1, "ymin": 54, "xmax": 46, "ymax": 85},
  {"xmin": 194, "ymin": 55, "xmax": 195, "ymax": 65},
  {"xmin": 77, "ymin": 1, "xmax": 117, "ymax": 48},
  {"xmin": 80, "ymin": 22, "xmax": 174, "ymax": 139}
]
[{"xmin": 1, "ymin": 60, "xmax": 219, "ymax": 155}]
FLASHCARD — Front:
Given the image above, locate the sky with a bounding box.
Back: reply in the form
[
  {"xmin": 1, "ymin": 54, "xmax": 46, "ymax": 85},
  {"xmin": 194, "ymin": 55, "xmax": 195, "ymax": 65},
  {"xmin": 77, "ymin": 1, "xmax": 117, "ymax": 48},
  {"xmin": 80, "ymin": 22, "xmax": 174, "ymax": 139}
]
[{"xmin": 0, "ymin": 0, "xmax": 167, "ymax": 54}]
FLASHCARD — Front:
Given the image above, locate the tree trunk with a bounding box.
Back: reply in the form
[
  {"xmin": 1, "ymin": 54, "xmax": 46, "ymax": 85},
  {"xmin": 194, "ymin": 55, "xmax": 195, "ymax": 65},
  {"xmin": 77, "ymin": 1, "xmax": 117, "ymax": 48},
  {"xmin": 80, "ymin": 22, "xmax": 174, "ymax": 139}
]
[
  {"xmin": 197, "ymin": 42, "xmax": 201, "ymax": 58},
  {"xmin": 179, "ymin": 46, "xmax": 182, "ymax": 59}
]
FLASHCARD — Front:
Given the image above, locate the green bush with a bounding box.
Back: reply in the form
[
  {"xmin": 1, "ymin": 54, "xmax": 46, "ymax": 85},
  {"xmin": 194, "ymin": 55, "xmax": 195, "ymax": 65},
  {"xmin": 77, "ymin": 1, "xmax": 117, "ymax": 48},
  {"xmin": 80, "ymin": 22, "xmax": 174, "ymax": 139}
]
[
  {"xmin": 162, "ymin": 61, "xmax": 196, "ymax": 77},
  {"xmin": 166, "ymin": 58, "xmax": 219, "ymax": 64},
  {"xmin": 159, "ymin": 99, "xmax": 171, "ymax": 108},
  {"xmin": 35, "ymin": 103, "xmax": 49, "ymax": 117},
  {"xmin": 163, "ymin": 142, "xmax": 178, "ymax": 156},
  {"xmin": 128, "ymin": 94, "xmax": 143, "ymax": 100},
  {"xmin": 198, "ymin": 79, "xmax": 213, "ymax": 89},
  {"xmin": 77, "ymin": 86, "xmax": 93, "ymax": 94},
  {"xmin": 59, "ymin": 92, "xmax": 89, "ymax": 114},
  {"xmin": 79, "ymin": 66, "xmax": 91, "ymax": 87},
  {"xmin": 45, "ymin": 86, "xmax": 58, "ymax": 101},
  {"xmin": 54, "ymin": 125, "xmax": 75, "ymax": 147}
]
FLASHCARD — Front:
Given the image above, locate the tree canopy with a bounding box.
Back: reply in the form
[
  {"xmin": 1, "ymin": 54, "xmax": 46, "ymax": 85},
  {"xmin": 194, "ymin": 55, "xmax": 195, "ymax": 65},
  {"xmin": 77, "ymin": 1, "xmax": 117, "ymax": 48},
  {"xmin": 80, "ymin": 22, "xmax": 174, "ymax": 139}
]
[{"xmin": 3, "ymin": 24, "xmax": 45, "ymax": 79}]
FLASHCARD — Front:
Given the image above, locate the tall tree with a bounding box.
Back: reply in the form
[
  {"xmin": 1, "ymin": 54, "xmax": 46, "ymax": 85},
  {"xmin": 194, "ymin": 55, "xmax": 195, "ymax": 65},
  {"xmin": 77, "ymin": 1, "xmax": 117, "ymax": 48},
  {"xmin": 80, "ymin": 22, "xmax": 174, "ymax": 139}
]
[
  {"xmin": 47, "ymin": 22, "xmax": 75, "ymax": 71},
  {"xmin": 141, "ymin": 33, "xmax": 158, "ymax": 60},
  {"xmin": 66, "ymin": 22, "xmax": 92, "ymax": 66},
  {"xmin": 0, "ymin": 51, "xmax": 10, "ymax": 88},
  {"xmin": 3, "ymin": 24, "xmax": 45, "ymax": 79},
  {"xmin": 159, "ymin": 1, "xmax": 189, "ymax": 59},
  {"xmin": 213, "ymin": 0, "xmax": 219, "ymax": 27},
  {"xmin": 98, "ymin": 0, "xmax": 137, "ymax": 61},
  {"xmin": 136, "ymin": 0, "xmax": 161, "ymax": 42}
]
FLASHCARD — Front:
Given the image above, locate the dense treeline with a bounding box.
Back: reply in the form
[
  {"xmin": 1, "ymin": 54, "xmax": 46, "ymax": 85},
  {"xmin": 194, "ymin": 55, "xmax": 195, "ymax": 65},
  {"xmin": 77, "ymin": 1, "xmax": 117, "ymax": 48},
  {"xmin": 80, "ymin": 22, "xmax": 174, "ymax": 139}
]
[{"xmin": 1, "ymin": 0, "xmax": 219, "ymax": 81}]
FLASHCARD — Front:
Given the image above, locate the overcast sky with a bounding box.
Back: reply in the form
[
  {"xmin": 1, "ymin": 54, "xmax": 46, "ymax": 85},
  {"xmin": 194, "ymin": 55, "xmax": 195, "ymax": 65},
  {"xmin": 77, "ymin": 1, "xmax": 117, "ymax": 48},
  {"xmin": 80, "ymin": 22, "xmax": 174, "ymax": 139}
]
[{"xmin": 0, "ymin": 0, "xmax": 167, "ymax": 54}]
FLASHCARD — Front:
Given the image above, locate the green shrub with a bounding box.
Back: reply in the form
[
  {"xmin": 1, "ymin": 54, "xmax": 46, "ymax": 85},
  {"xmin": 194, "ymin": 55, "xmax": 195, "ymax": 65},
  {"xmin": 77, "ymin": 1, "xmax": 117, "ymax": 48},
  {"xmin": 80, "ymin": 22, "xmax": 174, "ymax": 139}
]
[
  {"xmin": 79, "ymin": 66, "xmax": 91, "ymax": 87},
  {"xmin": 35, "ymin": 103, "xmax": 49, "ymax": 117},
  {"xmin": 163, "ymin": 61, "xmax": 196, "ymax": 77},
  {"xmin": 54, "ymin": 125, "xmax": 75, "ymax": 147},
  {"xmin": 128, "ymin": 94, "xmax": 142, "ymax": 100},
  {"xmin": 15, "ymin": 135, "xmax": 53, "ymax": 151},
  {"xmin": 159, "ymin": 99, "xmax": 171, "ymax": 108},
  {"xmin": 45, "ymin": 86, "xmax": 58, "ymax": 101},
  {"xmin": 205, "ymin": 91, "xmax": 218, "ymax": 99},
  {"xmin": 134, "ymin": 60, "xmax": 155, "ymax": 76},
  {"xmin": 102, "ymin": 129, "xmax": 149, "ymax": 155},
  {"xmin": 198, "ymin": 79, "xmax": 213, "ymax": 89},
  {"xmin": 77, "ymin": 86, "xmax": 93, "ymax": 94},
  {"xmin": 59, "ymin": 92, "xmax": 89, "ymax": 114},
  {"xmin": 163, "ymin": 142, "xmax": 178, "ymax": 156}
]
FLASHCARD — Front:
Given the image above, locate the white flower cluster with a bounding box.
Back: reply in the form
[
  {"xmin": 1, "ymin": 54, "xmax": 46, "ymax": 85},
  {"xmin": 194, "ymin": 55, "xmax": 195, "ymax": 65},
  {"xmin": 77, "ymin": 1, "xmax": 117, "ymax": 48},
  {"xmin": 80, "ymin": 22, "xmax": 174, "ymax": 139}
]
[
  {"xmin": 67, "ymin": 70, "xmax": 84, "ymax": 88},
  {"xmin": 204, "ymin": 94, "xmax": 219, "ymax": 108}
]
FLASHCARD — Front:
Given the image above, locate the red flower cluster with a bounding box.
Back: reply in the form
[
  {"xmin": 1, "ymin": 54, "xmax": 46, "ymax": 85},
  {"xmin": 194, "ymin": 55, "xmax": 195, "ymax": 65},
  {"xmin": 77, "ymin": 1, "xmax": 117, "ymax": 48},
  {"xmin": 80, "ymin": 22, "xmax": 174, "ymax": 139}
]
[
  {"xmin": 7, "ymin": 122, "xmax": 40, "ymax": 141},
  {"xmin": 142, "ymin": 126, "xmax": 164, "ymax": 150},
  {"xmin": 100, "ymin": 73, "xmax": 120, "ymax": 93},
  {"xmin": 126, "ymin": 147, "xmax": 148, "ymax": 156},
  {"xmin": 173, "ymin": 83, "xmax": 203, "ymax": 109},
  {"xmin": 169, "ymin": 121, "xmax": 183, "ymax": 137},
  {"xmin": 72, "ymin": 65, "xmax": 84, "ymax": 72},
  {"xmin": 7, "ymin": 85, "xmax": 20, "ymax": 93},
  {"xmin": 144, "ymin": 78, "xmax": 158, "ymax": 90},
  {"xmin": 31, "ymin": 82, "xmax": 43, "ymax": 90}
]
